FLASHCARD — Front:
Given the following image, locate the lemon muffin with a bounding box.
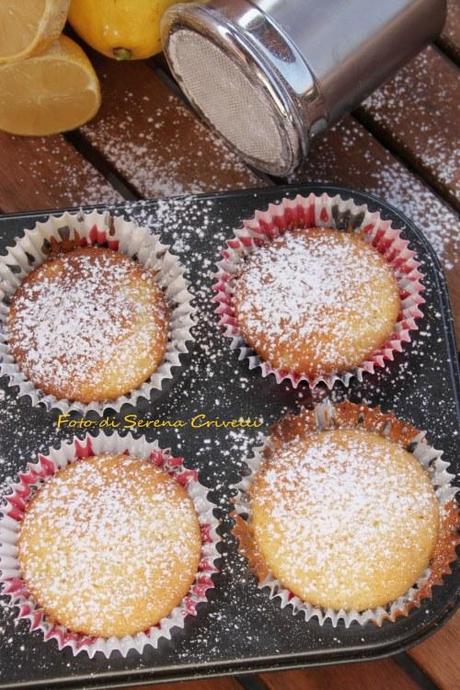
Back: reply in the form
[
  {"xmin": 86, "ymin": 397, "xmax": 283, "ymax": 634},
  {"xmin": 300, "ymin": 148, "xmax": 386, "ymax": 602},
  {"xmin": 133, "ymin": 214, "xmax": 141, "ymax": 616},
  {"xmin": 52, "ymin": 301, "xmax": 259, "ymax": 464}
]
[
  {"xmin": 247, "ymin": 428, "xmax": 439, "ymax": 611},
  {"xmin": 233, "ymin": 228, "xmax": 400, "ymax": 378},
  {"xmin": 18, "ymin": 453, "xmax": 202, "ymax": 638},
  {"xmin": 6, "ymin": 247, "xmax": 169, "ymax": 402}
]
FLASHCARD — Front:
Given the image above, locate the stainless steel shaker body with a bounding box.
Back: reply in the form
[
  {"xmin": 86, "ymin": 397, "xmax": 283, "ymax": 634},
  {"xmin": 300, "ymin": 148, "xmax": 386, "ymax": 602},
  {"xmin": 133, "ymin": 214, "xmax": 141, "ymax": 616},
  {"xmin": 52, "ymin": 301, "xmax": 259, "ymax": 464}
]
[{"xmin": 162, "ymin": 0, "xmax": 446, "ymax": 176}]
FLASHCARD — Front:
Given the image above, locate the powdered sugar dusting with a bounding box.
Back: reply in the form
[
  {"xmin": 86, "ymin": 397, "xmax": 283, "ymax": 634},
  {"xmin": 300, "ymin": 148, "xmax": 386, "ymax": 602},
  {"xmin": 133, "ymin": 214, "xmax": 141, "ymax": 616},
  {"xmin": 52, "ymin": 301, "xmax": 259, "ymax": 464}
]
[
  {"xmin": 18, "ymin": 453, "xmax": 200, "ymax": 637},
  {"xmin": 6, "ymin": 248, "xmax": 168, "ymax": 402},
  {"xmin": 233, "ymin": 228, "xmax": 400, "ymax": 374},
  {"xmin": 251, "ymin": 429, "xmax": 439, "ymax": 611}
]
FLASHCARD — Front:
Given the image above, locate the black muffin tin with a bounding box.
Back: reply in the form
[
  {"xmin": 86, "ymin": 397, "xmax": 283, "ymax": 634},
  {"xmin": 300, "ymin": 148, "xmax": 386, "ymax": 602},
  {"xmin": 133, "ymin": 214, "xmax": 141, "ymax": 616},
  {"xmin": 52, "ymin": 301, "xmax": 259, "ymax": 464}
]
[{"xmin": 0, "ymin": 185, "xmax": 458, "ymax": 689}]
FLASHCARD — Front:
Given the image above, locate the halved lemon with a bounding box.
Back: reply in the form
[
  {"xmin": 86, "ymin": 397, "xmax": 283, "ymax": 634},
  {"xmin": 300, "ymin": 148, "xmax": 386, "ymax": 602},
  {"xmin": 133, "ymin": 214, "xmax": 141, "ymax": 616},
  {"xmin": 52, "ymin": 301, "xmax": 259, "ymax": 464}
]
[
  {"xmin": 0, "ymin": 35, "xmax": 101, "ymax": 136},
  {"xmin": 0, "ymin": 0, "xmax": 71, "ymax": 64}
]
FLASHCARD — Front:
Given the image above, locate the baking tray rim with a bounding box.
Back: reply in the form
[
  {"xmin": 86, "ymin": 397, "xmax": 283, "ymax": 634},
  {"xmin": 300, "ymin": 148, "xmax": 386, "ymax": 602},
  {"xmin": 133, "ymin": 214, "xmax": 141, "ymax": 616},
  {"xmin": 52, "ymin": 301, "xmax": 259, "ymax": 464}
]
[{"xmin": 0, "ymin": 182, "xmax": 458, "ymax": 688}]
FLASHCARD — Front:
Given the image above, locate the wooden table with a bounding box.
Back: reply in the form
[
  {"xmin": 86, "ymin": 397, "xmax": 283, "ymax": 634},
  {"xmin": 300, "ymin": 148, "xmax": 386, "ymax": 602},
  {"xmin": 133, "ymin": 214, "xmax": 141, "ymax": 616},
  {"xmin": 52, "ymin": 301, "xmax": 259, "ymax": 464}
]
[{"xmin": 0, "ymin": 2, "xmax": 458, "ymax": 689}]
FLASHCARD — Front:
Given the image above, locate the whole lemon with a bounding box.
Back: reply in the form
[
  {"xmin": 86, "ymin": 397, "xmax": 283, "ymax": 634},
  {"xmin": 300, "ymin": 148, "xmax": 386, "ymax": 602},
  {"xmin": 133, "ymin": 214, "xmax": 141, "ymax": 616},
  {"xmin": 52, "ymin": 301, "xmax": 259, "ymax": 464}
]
[{"xmin": 68, "ymin": 0, "xmax": 187, "ymax": 60}]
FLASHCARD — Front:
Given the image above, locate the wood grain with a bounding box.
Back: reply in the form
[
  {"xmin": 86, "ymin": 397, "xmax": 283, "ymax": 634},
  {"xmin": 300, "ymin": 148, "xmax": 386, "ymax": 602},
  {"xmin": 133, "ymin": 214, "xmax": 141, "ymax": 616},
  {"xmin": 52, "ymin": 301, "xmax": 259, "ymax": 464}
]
[
  {"xmin": 0, "ymin": 133, "xmax": 121, "ymax": 213},
  {"xmin": 409, "ymin": 611, "xmax": 460, "ymax": 690},
  {"xmin": 80, "ymin": 54, "xmax": 261, "ymax": 198},
  {"xmin": 260, "ymin": 659, "xmax": 420, "ymax": 690},
  {"xmin": 359, "ymin": 46, "xmax": 460, "ymax": 210},
  {"xmin": 292, "ymin": 115, "xmax": 460, "ymax": 341}
]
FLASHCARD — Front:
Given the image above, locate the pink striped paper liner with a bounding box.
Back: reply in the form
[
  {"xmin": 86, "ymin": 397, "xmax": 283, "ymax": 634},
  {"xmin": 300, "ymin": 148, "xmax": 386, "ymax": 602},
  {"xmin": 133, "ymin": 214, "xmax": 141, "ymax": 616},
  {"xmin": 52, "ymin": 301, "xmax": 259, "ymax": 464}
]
[
  {"xmin": 0, "ymin": 433, "xmax": 220, "ymax": 658},
  {"xmin": 213, "ymin": 192, "xmax": 425, "ymax": 389}
]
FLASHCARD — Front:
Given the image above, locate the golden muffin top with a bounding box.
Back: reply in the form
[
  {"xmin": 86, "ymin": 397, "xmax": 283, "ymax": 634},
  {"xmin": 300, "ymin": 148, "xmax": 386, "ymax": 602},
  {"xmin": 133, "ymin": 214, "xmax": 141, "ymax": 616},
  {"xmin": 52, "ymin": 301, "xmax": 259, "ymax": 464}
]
[
  {"xmin": 6, "ymin": 247, "xmax": 170, "ymax": 402},
  {"xmin": 250, "ymin": 428, "xmax": 439, "ymax": 611},
  {"xmin": 18, "ymin": 453, "xmax": 202, "ymax": 638},
  {"xmin": 233, "ymin": 228, "xmax": 400, "ymax": 376}
]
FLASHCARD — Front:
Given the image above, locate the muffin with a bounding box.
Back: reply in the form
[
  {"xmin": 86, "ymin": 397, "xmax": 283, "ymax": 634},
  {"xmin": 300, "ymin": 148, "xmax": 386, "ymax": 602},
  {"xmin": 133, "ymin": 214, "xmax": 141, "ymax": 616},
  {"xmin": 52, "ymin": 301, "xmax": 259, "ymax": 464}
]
[
  {"xmin": 247, "ymin": 427, "xmax": 438, "ymax": 611},
  {"xmin": 18, "ymin": 453, "xmax": 202, "ymax": 638},
  {"xmin": 233, "ymin": 228, "xmax": 401, "ymax": 378},
  {"xmin": 233, "ymin": 402, "xmax": 454, "ymax": 616},
  {"xmin": 6, "ymin": 247, "xmax": 170, "ymax": 403}
]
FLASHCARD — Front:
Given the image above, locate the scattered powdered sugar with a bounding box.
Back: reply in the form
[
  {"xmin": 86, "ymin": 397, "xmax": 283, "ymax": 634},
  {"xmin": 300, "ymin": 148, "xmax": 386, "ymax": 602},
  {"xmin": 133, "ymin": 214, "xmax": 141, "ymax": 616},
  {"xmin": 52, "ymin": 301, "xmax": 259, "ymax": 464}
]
[
  {"xmin": 3, "ymin": 136, "xmax": 121, "ymax": 212},
  {"xmin": 291, "ymin": 117, "xmax": 460, "ymax": 271},
  {"xmin": 364, "ymin": 48, "xmax": 460, "ymax": 203},
  {"xmin": 6, "ymin": 248, "xmax": 167, "ymax": 400},
  {"xmin": 126, "ymin": 196, "xmax": 241, "ymax": 402},
  {"xmin": 82, "ymin": 90, "xmax": 259, "ymax": 197},
  {"xmin": 18, "ymin": 454, "xmax": 200, "ymax": 636}
]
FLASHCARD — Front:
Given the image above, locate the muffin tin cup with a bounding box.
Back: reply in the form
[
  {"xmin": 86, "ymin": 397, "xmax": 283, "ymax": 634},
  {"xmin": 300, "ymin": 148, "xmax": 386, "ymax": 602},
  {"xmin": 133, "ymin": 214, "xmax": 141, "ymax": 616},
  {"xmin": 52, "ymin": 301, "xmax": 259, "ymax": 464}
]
[
  {"xmin": 213, "ymin": 192, "xmax": 425, "ymax": 389},
  {"xmin": 0, "ymin": 210, "xmax": 195, "ymax": 413},
  {"xmin": 233, "ymin": 400, "xmax": 459, "ymax": 628},
  {"xmin": 0, "ymin": 432, "xmax": 221, "ymax": 658}
]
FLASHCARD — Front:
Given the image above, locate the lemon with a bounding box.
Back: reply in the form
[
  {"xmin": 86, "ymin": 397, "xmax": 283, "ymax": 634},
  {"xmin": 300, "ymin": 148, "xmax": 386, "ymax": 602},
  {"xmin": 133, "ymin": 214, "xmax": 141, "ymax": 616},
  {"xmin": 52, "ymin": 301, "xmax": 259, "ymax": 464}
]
[
  {"xmin": 0, "ymin": 0, "xmax": 71, "ymax": 64},
  {"xmin": 0, "ymin": 35, "xmax": 101, "ymax": 136},
  {"xmin": 69, "ymin": 0, "xmax": 190, "ymax": 60}
]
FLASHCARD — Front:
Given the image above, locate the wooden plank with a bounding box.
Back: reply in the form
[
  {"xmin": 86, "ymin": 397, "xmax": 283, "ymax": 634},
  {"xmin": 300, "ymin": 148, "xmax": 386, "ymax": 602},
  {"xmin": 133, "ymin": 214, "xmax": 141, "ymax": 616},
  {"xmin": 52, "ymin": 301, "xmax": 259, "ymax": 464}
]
[
  {"xmin": 359, "ymin": 46, "xmax": 460, "ymax": 210},
  {"xmin": 291, "ymin": 116, "xmax": 460, "ymax": 341},
  {"xmin": 0, "ymin": 132, "xmax": 121, "ymax": 214},
  {"xmin": 80, "ymin": 54, "xmax": 262, "ymax": 198},
  {"xmin": 409, "ymin": 611, "xmax": 460, "ymax": 690},
  {"xmin": 439, "ymin": 0, "xmax": 460, "ymax": 61},
  {"xmin": 261, "ymin": 658, "xmax": 419, "ymax": 690}
]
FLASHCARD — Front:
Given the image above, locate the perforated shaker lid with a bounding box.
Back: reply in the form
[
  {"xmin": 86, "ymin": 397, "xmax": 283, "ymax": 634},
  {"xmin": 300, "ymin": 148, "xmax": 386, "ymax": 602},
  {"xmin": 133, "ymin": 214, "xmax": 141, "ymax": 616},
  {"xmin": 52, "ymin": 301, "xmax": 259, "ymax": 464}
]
[{"xmin": 161, "ymin": 2, "xmax": 315, "ymax": 176}]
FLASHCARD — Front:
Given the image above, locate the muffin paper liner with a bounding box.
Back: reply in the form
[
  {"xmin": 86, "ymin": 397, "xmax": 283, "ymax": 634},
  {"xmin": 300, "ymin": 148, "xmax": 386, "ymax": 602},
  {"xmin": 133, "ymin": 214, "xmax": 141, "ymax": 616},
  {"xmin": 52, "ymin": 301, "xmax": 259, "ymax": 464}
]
[
  {"xmin": 0, "ymin": 210, "xmax": 195, "ymax": 413},
  {"xmin": 233, "ymin": 400, "xmax": 459, "ymax": 627},
  {"xmin": 213, "ymin": 192, "xmax": 425, "ymax": 389},
  {"xmin": 0, "ymin": 433, "xmax": 220, "ymax": 657}
]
